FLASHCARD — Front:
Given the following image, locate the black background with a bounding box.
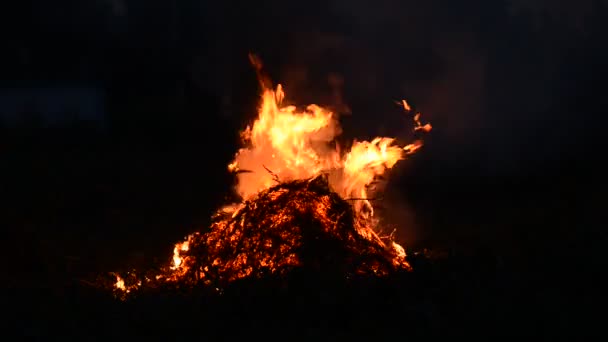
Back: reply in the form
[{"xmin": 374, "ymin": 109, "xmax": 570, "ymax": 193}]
[{"xmin": 2, "ymin": 0, "xmax": 606, "ymax": 338}]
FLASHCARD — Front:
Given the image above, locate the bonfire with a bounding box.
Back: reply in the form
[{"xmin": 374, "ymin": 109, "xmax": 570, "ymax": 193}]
[{"xmin": 106, "ymin": 56, "xmax": 431, "ymax": 300}]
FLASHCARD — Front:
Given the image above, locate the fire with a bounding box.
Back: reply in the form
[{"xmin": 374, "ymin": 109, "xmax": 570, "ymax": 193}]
[
  {"xmin": 107, "ymin": 59, "xmax": 431, "ymax": 298},
  {"xmin": 230, "ymin": 83, "xmax": 341, "ymax": 200},
  {"xmin": 171, "ymin": 238, "xmax": 190, "ymax": 270},
  {"xmin": 115, "ymin": 275, "xmax": 125, "ymax": 290},
  {"xmin": 112, "ymin": 273, "xmax": 141, "ymax": 300},
  {"xmin": 230, "ymin": 83, "xmax": 429, "ymax": 221}
]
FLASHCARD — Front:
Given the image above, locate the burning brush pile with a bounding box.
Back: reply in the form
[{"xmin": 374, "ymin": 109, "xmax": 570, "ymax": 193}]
[{"xmin": 104, "ymin": 58, "xmax": 431, "ymax": 300}]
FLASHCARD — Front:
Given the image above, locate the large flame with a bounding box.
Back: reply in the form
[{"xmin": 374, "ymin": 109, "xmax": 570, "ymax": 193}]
[
  {"xmin": 109, "ymin": 68, "xmax": 431, "ymax": 297},
  {"xmin": 230, "ymin": 85, "xmax": 430, "ymax": 220},
  {"xmin": 229, "ymin": 84, "xmax": 340, "ymax": 199}
]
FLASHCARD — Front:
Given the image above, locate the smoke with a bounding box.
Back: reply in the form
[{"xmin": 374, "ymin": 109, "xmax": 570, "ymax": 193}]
[
  {"xmin": 194, "ymin": 0, "xmax": 607, "ymax": 181},
  {"xmin": 107, "ymin": 0, "xmax": 127, "ymax": 17}
]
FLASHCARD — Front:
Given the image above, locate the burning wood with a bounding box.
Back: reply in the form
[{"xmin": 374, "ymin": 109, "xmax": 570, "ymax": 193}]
[
  {"xmin": 105, "ymin": 176, "xmax": 411, "ymax": 299},
  {"xmin": 102, "ymin": 57, "xmax": 431, "ymax": 300}
]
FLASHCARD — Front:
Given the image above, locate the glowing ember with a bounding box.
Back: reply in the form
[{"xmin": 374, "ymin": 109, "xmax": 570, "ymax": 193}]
[
  {"xmin": 115, "ymin": 275, "xmax": 125, "ymax": 290},
  {"xmin": 106, "ymin": 58, "xmax": 431, "ymax": 299},
  {"xmin": 171, "ymin": 239, "xmax": 191, "ymax": 270}
]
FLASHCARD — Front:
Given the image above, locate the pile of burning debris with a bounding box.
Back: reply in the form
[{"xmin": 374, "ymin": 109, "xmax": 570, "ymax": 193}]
[
  {"xmin": 104, "ymin": 175, "xmax": 410, "ymax": 300},
  {"xmin": 102, "ymin": 56, "xmax": 430, "ymax": 300}
]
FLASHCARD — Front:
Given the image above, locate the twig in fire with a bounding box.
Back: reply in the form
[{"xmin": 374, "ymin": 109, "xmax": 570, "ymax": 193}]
[
  {"xmin": 344, "ymin": 196, "xmax": 384, "ymax": 201},
  {"xmin": 377, "ymin": 228, "xmax": 398, "ymax": 241},
  {"xmin": 263, "ymin": 165, "xmax": 280, "ymax": 183}
]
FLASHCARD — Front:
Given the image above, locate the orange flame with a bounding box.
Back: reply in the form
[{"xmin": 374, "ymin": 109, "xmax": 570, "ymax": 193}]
[{"xmin": 230, "ymin": 84, "xmax": 430, "ymax": 221}]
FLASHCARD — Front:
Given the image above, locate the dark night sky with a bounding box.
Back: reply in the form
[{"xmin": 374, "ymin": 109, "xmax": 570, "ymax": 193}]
[
  {"xmin": 2, "ymin": 0, "xmax": 605, "ymax": 174},
  {"xmin": 1, "ymin": 0, "xmax": 606, "ymax": 283}
]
